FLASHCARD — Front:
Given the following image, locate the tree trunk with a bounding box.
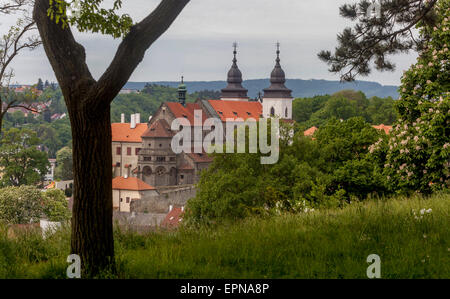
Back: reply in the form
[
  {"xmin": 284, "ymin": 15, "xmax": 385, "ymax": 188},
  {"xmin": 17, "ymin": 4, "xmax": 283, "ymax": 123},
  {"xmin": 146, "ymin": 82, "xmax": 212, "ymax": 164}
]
[
  {"xmin": 33, "ymin": 0, "xmax": 190, "ymax": 277},
  {"xmin": 69, "ymin": 104, "xmax": 114, "ymax": 276}
]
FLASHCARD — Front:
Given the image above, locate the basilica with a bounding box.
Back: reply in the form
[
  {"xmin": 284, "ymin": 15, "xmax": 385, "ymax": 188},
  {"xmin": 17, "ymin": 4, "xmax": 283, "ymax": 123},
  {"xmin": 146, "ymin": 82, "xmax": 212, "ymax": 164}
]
[{"xmin": 112, "ymin": 45, "xmax": 294, "ymax": 189}]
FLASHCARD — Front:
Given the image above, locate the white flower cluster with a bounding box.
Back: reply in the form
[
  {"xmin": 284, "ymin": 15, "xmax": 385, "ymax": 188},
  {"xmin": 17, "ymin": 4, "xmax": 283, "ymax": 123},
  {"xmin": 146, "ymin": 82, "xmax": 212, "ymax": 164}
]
[
  {"xmin": 412, "ymin": 208, "xmax": 432, "ymax": 220},
  {"xmin": 368, "ymin": 138, "xmax": 383, "ymax": 154}
]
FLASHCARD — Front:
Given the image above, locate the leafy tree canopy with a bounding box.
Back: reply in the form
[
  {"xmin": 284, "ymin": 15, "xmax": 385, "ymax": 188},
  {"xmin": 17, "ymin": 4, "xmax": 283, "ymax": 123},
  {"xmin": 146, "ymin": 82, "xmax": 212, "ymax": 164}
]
[
  {"xmin": 55, "ymin": 146, "xmax": 73, "ymax": 180},
  {"xmin": 0, "ymin": 128, "xmax": 49, "ymax": 187},
  {"xmin": 373, "ymin": 1, "xmax": 450, "ymax": 194}
]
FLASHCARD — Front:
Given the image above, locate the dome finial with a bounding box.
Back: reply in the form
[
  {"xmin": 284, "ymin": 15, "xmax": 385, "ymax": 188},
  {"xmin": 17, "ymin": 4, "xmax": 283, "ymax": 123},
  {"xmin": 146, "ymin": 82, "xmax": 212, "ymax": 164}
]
[{"xmin": 276, "ymin": 42, "xmax": 281, "ymax": 63}]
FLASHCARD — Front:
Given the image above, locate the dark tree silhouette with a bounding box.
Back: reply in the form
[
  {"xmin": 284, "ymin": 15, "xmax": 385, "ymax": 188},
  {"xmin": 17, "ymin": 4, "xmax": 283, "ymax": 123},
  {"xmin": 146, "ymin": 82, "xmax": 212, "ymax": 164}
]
[{"xmin": 319, "ymin": 0, "xmax": 440, "ymax": 81}]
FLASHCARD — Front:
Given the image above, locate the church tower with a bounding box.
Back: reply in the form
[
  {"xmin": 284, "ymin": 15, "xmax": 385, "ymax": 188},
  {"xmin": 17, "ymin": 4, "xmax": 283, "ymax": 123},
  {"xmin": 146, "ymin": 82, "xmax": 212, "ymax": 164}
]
[
  {"xmin": 221, "ymin": 43, "xmax": 249, "ymax": 101},
  {"xmin": 263, "ymin": 43, "xmax": 293, "ymax": 119},
  {"xmin": 178, "ymin": 76, "xmax": 187, "ymax": 106}
]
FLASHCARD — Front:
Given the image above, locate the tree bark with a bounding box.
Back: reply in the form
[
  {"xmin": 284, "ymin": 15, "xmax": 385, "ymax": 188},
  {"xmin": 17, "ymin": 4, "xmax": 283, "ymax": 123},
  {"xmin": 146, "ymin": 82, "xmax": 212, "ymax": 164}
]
[
  {"xmin": 70, "ymin": 105, "xmax": 115, "ymax": 275},
  {"xmin": 33, "ymin": 0, "xmax": 189, "ymax": 277}
]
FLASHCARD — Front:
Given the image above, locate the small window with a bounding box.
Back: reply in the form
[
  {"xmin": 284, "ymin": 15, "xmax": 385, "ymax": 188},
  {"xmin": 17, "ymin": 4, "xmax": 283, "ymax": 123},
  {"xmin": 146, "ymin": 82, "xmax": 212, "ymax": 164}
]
[
  {"xmin": 120, "ymin": 198, "xmax": 123, "ymax": 202},
  {"xmin": 270, "ymin": 107, "xmax": 275, "ymax": 117},
  {"xmin": 180, "ymin": 175, "xmax": 184, "ymax": 179},
  {"xmin": 157, "ymin": 156, "xmax": 165, "ymax": 162},
  {"xmin": 159, "ymin": 144, "xmax": 162, "ymax": 147},
  {"xmin": 135, "ymin": 148, "xmax": 141, "ymax": 155},
  {"xmin": 148, "ymin": 144, "xmax": 151, "ymax": 147},
  {"xmin": 127, "ymin": 147, "xmax": 131, "ymax": 156},
  {"xmin": 126, "ymin": 197, "xmax": 130, "ymax": 203},
  {"xmin": 116, "ymin": 147, "xmax": 121, "ymax": 155},
  {"xmin": 285, "ymin": 107, "xmax": 288, "ymax": 118},
  {"xmin": 116, "ymin": 162, "xmax": 121, "ymax": 167}
]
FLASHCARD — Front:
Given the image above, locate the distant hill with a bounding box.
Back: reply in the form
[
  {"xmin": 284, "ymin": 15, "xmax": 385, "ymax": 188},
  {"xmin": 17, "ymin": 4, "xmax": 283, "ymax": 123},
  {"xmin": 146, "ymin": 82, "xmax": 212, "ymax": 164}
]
[{"xmin": 124, "ymin": 79, "xmax": 399, "ymax": 99}]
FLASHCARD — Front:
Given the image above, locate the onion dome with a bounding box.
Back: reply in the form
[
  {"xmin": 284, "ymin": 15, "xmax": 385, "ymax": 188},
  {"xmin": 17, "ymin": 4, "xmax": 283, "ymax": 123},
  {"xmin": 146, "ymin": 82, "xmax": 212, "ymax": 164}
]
[
  {"xmin": 263, "ymin": 43, "xmax": 292, "ymax": 98},
  {"xmin": 221, "ymin": 43, "xmax": 248, "ymax": 99}
]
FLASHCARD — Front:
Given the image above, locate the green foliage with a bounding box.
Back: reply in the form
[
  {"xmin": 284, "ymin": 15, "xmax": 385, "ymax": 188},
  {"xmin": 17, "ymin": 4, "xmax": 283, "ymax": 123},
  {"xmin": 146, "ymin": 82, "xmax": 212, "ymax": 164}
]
[
  {"xmin": 187, "ymin": 117, "xmax": 388, "ymax": 224},
  {"xmin": 0, "ymin": 186, "xmax": 43, "ymax": 224},
  {"xmin": 293, "ymin": 90, "xmax": 397, "ymax": 128},
  {"xmin": 376, "ymin": 3, "xmax": 450, "ymax": 194},
  {"xmin": 48, "ymin": 0, "xmax": 133, "ymax": 38},
  {"xmin": 0, "ymin": 186, "xmax": 70, "ymax": 224},
  {"xmin": 54, "ymin": 146, "xmax": 73, "ymax": 180},
  {"xmin": 42, "ymin": 189, "xmax": 71, "ymax": 222},
  {"xmin": 0, "ymin": 128, "xmax": 49, "ymax": 187}
]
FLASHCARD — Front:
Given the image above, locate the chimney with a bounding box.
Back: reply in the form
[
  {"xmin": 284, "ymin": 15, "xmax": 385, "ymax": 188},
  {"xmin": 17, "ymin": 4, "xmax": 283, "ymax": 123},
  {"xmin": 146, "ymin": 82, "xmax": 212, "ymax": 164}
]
[
  {"xmin": 121, "ymin": 113, "xmax": 125, "ymax": 123},
  {"xmin": 135, "ymin": 113, "xmax": 141, "ymax": 124},
  {"xmin": 130, "ymin": 114, "xmax": 136, "ymax": 129}
]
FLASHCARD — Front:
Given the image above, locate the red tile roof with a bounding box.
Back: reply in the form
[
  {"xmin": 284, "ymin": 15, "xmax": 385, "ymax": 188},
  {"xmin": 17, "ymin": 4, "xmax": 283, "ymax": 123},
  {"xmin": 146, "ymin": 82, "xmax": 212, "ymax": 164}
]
[
  {"xmin": 304, "ymin": 124, "xmax": 393, "ymax": 137},
  {"xmin": 166, "ymin": 102, "xmax": 208, "ymax": 125},
  {"xmin": 111, "ymin": 123, "xmax": 148, "ymax": 143},
  {"xmin": 304, "ymin": 126, "xmax": 318, "ymax": 136},
  {"xmin": 142, "ymin": 119, "xmax": 174, "ymax": 138},
  {"xmin": 208, "ymin": 100, "xmax": 262, "ymax": 121},
  {"xmin": 372, "ymin": 124, "xmax": 392, "ymax": 135},
  {"xmin": 187, "ymin": 152, "xmax": 213, "ymax": 163},
  {"xmin": 161, "ymin": 206, "xmax": 184, "ymax": 228},
  {"xmin": 179, "ymin": 163, "xmax": 194, "ymax": 170},
  {"xmin": 112, "ymin": 176, "xmax": 155, "ymax": 191}
]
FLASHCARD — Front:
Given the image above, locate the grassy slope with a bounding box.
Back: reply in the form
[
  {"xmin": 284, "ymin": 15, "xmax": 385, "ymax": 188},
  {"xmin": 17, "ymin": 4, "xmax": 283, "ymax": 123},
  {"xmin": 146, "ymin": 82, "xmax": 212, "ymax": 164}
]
[{"xmin": 1, "ymin": 193, "xmax": 449, "ymax": 278}]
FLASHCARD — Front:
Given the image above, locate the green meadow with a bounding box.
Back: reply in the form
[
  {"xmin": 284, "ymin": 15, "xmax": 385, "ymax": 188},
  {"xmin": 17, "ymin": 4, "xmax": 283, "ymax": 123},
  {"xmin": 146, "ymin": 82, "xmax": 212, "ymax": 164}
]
[{"xmin": 1, "ymin": 193, "xmax": 448, "ymax": 279}]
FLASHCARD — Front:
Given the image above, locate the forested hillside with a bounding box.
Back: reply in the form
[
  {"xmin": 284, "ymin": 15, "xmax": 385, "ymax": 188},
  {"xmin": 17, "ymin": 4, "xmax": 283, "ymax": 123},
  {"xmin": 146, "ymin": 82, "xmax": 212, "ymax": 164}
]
[{"xmin": 125, "ymin": 78, "xmax": 399, "ymax": 99}]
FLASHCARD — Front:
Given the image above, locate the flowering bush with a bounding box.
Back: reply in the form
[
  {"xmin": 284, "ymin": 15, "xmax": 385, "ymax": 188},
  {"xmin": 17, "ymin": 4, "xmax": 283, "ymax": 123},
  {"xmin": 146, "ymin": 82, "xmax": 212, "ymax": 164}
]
[{"xmin": 380, "ymin": 2, "xmax": 450, "ymax": 194}]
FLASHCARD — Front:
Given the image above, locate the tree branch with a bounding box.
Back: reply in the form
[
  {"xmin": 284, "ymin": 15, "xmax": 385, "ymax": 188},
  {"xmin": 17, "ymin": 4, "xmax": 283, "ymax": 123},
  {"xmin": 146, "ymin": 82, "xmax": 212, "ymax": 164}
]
[
  {"xmin": 92, "ymin": 0, "xmax": 190, "ymax": 111},
  {"xmin": 33, "ymin": 0, "xmax": 95, "ymax": 107}
]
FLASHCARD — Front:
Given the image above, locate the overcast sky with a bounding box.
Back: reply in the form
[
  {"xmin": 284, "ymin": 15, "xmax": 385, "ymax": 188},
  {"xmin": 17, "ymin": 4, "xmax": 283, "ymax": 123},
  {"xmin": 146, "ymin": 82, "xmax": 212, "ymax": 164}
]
[{"xmin": 2, "ymin": 0, "xmax": 418, "ymax": 86}]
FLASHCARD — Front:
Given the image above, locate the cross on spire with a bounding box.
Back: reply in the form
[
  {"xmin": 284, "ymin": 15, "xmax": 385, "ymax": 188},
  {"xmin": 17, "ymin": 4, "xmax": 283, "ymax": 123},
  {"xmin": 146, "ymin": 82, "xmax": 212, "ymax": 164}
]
[
  {"xmin": 233, "ymin": 42, "xmax": 238, "ymax": 60},
  {"xmin": 276, "ymin": 41, "xmax": 280, "ymax": 59}
]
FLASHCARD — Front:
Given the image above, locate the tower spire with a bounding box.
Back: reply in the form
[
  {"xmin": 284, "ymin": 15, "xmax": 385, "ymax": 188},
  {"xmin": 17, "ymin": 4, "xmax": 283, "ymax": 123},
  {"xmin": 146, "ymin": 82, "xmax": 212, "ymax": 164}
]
[
  {"xmin": 220, "ymin": 42, "xmax": 248, "ymax": 101},
  {"xmin": 178, "ymin": 75, "xmax": 187, "ymax": 106},
  {"xmin": 263, "ymin": 42, "xmax": 292, "ymax": 99},
  {"xmin": 276, "ymin": 42, "xmax": 280, "ymax": 59}
]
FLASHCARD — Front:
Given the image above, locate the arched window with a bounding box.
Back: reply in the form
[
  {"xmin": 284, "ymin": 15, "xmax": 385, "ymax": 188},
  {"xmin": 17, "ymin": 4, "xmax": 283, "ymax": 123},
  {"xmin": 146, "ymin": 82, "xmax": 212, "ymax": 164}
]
[
  {"xmin": 143, "ymin": 166, "xmax": 152, "ymax": 176},
  {"xmin": 285, "ymin": 107, "xmax": 288, "ymax": 118},
  {"xmin": 270, "ymin": 107, "xmax": 275, "ymax": 117}
]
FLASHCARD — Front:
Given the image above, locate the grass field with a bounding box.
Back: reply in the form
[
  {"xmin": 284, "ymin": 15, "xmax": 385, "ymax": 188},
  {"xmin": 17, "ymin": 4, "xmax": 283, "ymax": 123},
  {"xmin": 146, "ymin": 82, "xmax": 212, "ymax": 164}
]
[{"xmin": 0, "ymin": 193, "xmax": 449, "ymax": 279}]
